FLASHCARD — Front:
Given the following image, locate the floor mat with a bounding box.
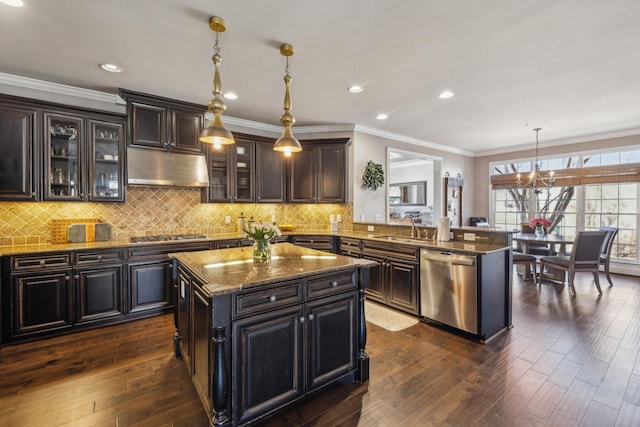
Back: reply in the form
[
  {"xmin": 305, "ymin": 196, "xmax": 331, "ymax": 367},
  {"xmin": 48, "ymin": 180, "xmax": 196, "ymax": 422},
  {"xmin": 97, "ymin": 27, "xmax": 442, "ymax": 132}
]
[{"xmin": 365, "ymin": 300, "xmax": 419, "ymax": 331}]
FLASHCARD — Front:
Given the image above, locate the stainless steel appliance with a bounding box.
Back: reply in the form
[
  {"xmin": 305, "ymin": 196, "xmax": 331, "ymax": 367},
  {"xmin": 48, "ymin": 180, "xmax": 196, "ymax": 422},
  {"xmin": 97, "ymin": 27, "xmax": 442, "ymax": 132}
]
[{"xmin": 420, "ymin": 249, "xmax": 478, "ymax": 334}]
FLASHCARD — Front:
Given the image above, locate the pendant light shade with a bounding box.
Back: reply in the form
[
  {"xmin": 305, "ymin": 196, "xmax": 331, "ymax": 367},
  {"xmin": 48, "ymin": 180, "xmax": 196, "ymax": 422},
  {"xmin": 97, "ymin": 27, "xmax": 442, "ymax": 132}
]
[
  {"xmin": 273, "ymin": 44, "xmax": 302, "ymax": 156},
  {"xmin": 200, "ymin": 16, "xmax": 235, "ymax": 148}
]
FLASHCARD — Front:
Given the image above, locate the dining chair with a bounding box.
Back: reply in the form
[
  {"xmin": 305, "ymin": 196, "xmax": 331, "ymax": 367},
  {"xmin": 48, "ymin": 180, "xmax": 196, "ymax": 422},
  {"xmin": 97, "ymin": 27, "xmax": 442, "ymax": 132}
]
[
  {"xmin": 599, "ymin": 226, "xmax": 618, "ymax": 286},
  {"xmin": 538, "ymin": 230, "xmax": 608, "ymax": 295},
  {"xmin": 520, "ymin": 223, "xmax": 556, "ymax": 256},
  {"xmin": 512, "ymin": 250, "xmax": 537, "ymax": 281}
]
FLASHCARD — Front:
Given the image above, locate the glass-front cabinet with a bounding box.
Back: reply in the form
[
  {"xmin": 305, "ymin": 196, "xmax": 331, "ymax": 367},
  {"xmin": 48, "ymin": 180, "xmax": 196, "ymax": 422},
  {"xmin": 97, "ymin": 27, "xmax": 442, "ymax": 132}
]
[
  {"xmin": 45, "ymin": 112, "xmax": 124, "ymax": 202},
  {"xmin": 203, "ymin": 140, "xmax": 254, "ymax": 203},
  {"xmin": 90, "ymin": 120, "xmax": 124, "ymax": 201}
]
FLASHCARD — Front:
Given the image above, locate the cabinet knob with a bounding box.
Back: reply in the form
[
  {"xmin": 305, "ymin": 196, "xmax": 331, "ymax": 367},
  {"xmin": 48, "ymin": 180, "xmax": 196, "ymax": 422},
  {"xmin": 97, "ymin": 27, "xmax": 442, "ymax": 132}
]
[
  {"xmin": 299, "ymin": 317, "xmax": 305, "ymax": 323},
  {"xmin": 74, "ymin": 274, "xmax": 79, "ymax": 279},
  {"xmin": 331, "ymin": 281, "xmax": 338, "ymax": 287},
  {"xmin": 269, "ymin": 295, "xmax": 277, "ymax": 302},
  {"xmin": 31, "ymin": 192, "xmax": 36, "ymax": 197},
  {"xmin": 97, "ymin": 255, "xmax": 103, "ymax": 261},
  {"xmin": 39, "ymin": 260, "xmax": 46, "ymax": 266},
  {"xmin": 308, "ymin": 314, "xmax": 314, "ymax": 321},
  {"xmin": 65, "ymin": 276, "xmax": 70, "ymax": 281}
]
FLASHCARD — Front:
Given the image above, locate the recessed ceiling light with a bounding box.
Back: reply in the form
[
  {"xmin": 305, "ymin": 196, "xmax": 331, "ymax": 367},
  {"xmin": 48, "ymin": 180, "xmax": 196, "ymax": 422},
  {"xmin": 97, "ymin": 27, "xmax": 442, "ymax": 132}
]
[
  {"xmin": 0, "ymin": 0, "xmax": 24, "ymax": 7},
  {"xmin": 439, "ymin": 90, "xmax": 454, "ymax": 99},
  {"xmin": 348, "ymin": 85, "xmax": 364, "ymax": 93},
  {"xmin": 376, "ymin": 113, "xmax": 388, "ymax": 120},
  {"xmin": 100, "ymin": 63, "xmax": 124, "ymax": 73},
  {"xmin": 224, "ymin": 92, "xmax": 238, "ymax": 100}
]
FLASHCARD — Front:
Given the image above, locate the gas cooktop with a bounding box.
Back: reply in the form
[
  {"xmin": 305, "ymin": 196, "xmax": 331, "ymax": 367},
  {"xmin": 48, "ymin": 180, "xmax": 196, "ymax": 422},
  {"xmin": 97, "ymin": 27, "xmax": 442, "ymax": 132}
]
[{"xmin": 130, "ymin": 234, "xmax": 208, "ymax": 243}]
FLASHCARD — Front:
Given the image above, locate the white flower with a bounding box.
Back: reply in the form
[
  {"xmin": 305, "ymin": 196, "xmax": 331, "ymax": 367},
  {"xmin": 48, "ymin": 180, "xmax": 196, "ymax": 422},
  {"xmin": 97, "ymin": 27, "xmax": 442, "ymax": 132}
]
[{"xmin": 243, "ymin": 222, "xmax": 281, "ymax": 242}]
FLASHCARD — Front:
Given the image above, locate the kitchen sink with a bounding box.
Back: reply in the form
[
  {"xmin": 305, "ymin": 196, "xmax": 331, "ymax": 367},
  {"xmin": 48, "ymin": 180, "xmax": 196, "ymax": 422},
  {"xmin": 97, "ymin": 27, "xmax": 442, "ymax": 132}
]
[{"xmin": 374, "ymin": 235, "xmax": 426, "ymax": 244}]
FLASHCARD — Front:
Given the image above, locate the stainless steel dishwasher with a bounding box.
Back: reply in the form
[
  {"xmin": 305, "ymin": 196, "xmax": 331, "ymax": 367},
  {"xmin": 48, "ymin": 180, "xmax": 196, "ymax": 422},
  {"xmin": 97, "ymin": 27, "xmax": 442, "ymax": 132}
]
[{"xmin": 420, "ymin": 249, "xmax": 478, "ymax": 334}]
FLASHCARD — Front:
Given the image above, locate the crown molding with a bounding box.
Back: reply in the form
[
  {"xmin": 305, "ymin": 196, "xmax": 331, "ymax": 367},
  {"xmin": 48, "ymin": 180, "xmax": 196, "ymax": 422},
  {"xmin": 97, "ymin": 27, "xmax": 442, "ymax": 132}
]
[
  {"xmin": 353, "ymin": 124, "xmax": 474, "ymax": 157},
  {"xmin": 0, "ymin": 72, "xmax": 125, "ymax": 105}
]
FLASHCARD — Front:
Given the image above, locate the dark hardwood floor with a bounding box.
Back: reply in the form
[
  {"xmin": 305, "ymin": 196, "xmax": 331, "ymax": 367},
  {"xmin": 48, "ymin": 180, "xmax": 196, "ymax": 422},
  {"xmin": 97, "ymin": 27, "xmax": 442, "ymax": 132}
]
[{"xmin": 1, "ymin": 272, "xmax": 640, "ymax": 426}]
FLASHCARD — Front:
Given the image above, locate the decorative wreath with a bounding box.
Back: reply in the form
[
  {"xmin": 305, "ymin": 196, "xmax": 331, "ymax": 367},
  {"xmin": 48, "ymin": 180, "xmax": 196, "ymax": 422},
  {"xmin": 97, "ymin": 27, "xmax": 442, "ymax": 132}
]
[{"xmin": 362, "ymin": 160, "xmax": 385, "ymax": 191}]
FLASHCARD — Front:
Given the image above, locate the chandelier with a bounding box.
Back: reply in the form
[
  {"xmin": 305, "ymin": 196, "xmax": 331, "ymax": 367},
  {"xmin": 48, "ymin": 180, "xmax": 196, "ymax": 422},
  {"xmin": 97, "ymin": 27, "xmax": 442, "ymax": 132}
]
[
  {"xmin": 517, "ymin": 128, "xmax": 555, "ymax": 194},
  {"xmin": 199, "ymin": 16, "xmax": 235, "ymax": 148},
  {"xmin": 273, "ymin": 43, "xmax": 302, "ymax": 156}
]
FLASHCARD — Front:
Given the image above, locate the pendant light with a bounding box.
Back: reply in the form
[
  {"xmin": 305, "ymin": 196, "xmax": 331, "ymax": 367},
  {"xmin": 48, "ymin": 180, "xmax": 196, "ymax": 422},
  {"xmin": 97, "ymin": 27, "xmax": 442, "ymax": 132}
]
[
  {"xmin": 199, "ymin": 16, "xmax": 235, "ymax": 148},
  {"xmin": 273, "ymin": 44, "xmax": 302, "ymax": 156},
  {"xmin": 517, "ymin": 128, "xmax": 555, "ymax": 194}
]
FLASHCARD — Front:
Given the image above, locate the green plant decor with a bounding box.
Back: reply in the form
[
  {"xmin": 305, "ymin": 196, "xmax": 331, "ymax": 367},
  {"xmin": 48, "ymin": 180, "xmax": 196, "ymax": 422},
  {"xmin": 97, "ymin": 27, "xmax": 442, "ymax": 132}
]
[{"xmin": 362, "ymin": 160, "xmax": 385, "ymax": 191}]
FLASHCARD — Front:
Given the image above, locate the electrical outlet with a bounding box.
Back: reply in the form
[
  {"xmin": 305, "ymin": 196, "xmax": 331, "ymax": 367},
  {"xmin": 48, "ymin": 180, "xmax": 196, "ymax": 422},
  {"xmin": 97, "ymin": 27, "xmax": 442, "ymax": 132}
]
[
  {"xmin": 224, "ymin": 215, "xmax": 231, "ymax": 224},
  {"xmin": 367, "ymin": 225, "xmax": 375, "ymax": 232},
  {"xmin": 336, "ymin": 214, "xmax": 342, "ymax": 222},
  {"xmin": 330, "ymin": 214, "xmax": 335, "ymax": 222},
  {"xmin": 464, "ymin": 233, "xmax": 476, "ymax": 241},
  {"xmin": 271, "ymin": 214, "xmax": 276, "ymax": 223}
]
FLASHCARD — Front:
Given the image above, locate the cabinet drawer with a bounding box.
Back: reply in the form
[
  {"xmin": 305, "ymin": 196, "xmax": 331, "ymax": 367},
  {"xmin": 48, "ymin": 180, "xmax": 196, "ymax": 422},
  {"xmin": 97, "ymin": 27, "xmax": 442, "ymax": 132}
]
[
  {"xmin": 75, "ymin": 249, "xmax": 125, "ymax": 265},
  {"xmin": 233, "ymin": 281, "xmax": 303, "ymax": 319},
  {"xmin": 11, "ymin": 253, "xmax": 71, "ymax": 271},
  {"xmin": 307, "ymin": 271, "xmax": 356, "ymax": 299},
  {"xmin": 290, "ymin": 235, "xmax": 335, "ymax": 252}
]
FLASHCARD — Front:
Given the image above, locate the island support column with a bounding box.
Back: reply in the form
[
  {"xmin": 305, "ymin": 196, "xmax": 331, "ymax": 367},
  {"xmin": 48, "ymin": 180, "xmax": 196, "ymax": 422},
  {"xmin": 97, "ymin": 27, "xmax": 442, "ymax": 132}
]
[
  {"xmin": 211, "ymin": 326, "xmax": 229, "ymax": 425},
  {"xmin": 356, "ymin": 264, "xmax": 372, "ymax": 382}
]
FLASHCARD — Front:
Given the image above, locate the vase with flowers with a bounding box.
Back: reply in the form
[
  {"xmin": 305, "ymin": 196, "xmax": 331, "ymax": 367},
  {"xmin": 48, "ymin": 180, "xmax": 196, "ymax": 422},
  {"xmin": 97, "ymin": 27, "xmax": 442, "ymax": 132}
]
[
  {"xmin": 528, "ymin": 217, "xmax": 552, "ymax": 237},
  {"xmin": 243, "ymin": 222, "xmax": 281, "ymax": 260}
]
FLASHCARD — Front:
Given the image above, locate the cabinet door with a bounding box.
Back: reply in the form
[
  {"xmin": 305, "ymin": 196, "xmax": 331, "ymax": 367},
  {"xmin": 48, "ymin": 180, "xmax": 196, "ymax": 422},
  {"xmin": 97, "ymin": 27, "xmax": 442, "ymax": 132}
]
[
  {"xmin": 0, "ymin": 106, "xmax": 38, "ymax": 201},
  {"xmin": 75, "ymin": 265, "xmax": 124, "ymax": 324},
  {"xmin": 128, "ymin": 259, "xmax": 173, "ymax": 314},
  {"xmin": 233, "ymin": 305, "xmax": 304, "ymax": 425},
  {"xmin": 171, "ymin": 107, "xmax": 204, "ymax": 154},
  {"xmin": 44, "ymin": 113, "xmax": 84, "ymax": 201},
  {"xmin": 129, "ymin": 101, "xmax": 167, "ymax": 150},
  {"xmin": 203, "ymin": 144, "xmax": 231, "ymax": 202},
  {"xmin": 387, "ymin": 259, "xmax": 419, "ymax": 314},
  {"xmin": 255, "ymin": 142, "xmax": 286, "ymax": 203},
  {"xmin": 306, "ymin": 292, "xmax": 357, "ymax": 391},
  {"xmin": 234, "ymin": 141, "xmax": 254, "ymax": 202},
  {"xmin": 362, "ymin": 253, "xmax": 385, "ymax": 304},
  {"xmin": 89, "ymin": 119, "xmax": 125, "ymax": 201},
  {"xmin": 316, "ymin": 144, "xmax": 346, "ymax": 203},
  {"xmin": 288, "ymin": 149, "xmax": 315, "ymax": 203},
  {"xmin": 12, "ymin": 270, "xmax": 72, "ymax": 336}
]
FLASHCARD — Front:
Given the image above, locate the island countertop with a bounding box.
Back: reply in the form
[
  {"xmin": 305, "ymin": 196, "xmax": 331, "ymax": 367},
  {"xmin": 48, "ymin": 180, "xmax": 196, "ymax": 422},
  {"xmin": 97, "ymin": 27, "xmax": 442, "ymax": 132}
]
[{"xmin": 170, "ymin": 242, "xmax": 375, "ymax": 297}]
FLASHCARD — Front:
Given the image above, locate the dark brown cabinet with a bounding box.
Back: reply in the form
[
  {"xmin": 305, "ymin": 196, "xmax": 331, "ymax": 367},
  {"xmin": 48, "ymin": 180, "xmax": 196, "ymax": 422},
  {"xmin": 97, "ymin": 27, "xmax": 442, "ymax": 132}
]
[
  {"xmin": 45, "ymin": 113, "xmax": 126, "ymax": 202},
  {"xmin": 339, "ymin": 237, "xmax": 420, "ymax": 315},
  {"xmin": 290, "ymin": 235, "xmax": 336, "ymax": 253},
  {"xmin": 289, "ymin": 139, "xmax": 349, "ymax": 203},
  {"xmin": 231, "ymin": 271, "xmax": 358, "ymax": 425},
  {"xmin": 0, "ymin": 104, "xmax": 39, "ymax": 201},
  {"xmin": 2, "ymin": 249, "xmax": 125, "ymax": 340},
  {"xmin": 202, "ymin": 133, "xmax": 286, "ymax": 204},
  {"xmin": 121, "ymin": 90, "xmax": 204, "ymax": 154}
]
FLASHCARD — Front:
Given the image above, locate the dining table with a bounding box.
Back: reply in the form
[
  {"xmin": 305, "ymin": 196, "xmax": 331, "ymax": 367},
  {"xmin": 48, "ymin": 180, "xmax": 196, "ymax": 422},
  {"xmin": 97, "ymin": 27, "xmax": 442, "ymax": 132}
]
[{"xmin": 512, "ymin": 232, "xmax": 575, "ymax": 281}]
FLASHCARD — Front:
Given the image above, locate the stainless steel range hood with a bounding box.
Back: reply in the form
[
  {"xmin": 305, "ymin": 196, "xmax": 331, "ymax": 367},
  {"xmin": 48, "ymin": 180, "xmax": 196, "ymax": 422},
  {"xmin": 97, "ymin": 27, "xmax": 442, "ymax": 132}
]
[{"xmin": 127, "ymin": 148, "xmax": 210, "ymax": 187}]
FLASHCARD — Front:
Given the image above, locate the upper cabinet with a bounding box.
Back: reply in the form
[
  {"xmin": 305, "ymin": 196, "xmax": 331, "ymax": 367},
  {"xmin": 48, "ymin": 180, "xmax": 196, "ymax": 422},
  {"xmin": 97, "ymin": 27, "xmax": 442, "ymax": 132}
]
[
  {"xmin": 44, "ymin": 112, "xmax": 125, "ymax": 202},
  {"xmin": 120, "ymin": 90, "xmax": 205, "ymax": 155},
  {"xmin": 0, "ymin": 94, "xmax": 126, "ymax": 203},
  {"xmin": 289, "ymin": 139, "xmax": 349, "ymax": 203},
  {"xmin": 0, "ymin": 103, "xmax": 39, "ymax": 201},
  {"xmin": 202, "ymin": 133, "xmax": 285, "ymax": 203}
]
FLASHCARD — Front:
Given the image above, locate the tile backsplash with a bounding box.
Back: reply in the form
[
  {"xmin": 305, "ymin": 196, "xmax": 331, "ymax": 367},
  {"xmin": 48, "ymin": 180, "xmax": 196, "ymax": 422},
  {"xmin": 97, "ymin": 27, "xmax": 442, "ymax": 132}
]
[{"xmin": 0, "ymin": 187, "xmax": 353, "ymax": 245}]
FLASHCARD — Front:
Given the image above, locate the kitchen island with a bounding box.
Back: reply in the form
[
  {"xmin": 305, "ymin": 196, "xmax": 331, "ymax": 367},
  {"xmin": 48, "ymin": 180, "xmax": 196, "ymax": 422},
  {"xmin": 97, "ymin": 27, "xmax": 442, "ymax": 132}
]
[{"xmin": 170, "ymin": 243, "xmax": 375, "ymax": 427}]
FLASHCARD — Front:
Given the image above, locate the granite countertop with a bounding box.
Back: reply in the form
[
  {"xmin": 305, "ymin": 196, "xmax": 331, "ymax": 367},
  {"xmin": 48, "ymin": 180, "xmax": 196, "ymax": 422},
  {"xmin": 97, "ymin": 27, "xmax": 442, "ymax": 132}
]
[
  {"xmin": 171, "ymin": 243, "xmax": 376, "ymax": 297},
  {"xmin": 0, "ymin": 229, "xmax": 510, "ymax": 256}
]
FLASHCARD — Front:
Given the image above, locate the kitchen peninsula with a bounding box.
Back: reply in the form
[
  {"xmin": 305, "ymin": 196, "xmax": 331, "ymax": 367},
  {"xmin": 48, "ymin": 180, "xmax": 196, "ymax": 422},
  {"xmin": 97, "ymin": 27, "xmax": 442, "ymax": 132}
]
[{"xmin": 170, "ymin": 243, "xmax": 375, "ymax": 427}]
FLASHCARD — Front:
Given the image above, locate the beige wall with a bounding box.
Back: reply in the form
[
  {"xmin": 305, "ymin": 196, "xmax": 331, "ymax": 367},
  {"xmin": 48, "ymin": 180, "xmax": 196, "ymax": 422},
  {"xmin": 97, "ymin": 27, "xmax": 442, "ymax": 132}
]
[{"xmin": 472, "ymin": 134, "xmax": 640, "ymax": 219}]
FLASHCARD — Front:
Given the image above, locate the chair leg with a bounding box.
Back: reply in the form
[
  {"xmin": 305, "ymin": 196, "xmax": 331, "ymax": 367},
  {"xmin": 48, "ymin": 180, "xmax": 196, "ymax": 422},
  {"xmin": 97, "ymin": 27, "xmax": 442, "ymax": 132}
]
[
  {"xmin": 593, "ymin": 271, "xmax": 603, "ymax": 295},
  {"xmin": 605, "ymin": 263, "xmax": 613, "ymax": 286},
  {"xmin": 568, "ymin": 271, "xmax": 576, "ymax": 296}
]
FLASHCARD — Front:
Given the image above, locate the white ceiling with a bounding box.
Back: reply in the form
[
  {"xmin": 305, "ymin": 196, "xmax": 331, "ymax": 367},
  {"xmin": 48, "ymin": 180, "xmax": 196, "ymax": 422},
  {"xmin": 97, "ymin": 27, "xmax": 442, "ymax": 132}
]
[{"xmin": 1, "ymin": 0, "xmax": 640, "ymax": 155}]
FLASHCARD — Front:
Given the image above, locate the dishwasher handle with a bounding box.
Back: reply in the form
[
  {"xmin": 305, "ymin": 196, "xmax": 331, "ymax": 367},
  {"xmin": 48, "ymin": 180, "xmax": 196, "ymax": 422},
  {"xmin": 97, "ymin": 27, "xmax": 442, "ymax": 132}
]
[{"xmin": 421, "ymin": 251, "xmax": 476, "ymax": 266}]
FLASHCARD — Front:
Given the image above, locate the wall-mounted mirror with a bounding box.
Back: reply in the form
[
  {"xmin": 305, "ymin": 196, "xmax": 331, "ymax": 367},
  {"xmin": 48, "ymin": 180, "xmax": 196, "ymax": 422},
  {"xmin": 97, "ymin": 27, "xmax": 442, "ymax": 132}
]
[
  {"xmin": 387, "ymin": 148, "xmax": 441, "ymax": 225},
  {"xmin": 389, "ymin": 181, "xmax": 426, "ymax": 206}
]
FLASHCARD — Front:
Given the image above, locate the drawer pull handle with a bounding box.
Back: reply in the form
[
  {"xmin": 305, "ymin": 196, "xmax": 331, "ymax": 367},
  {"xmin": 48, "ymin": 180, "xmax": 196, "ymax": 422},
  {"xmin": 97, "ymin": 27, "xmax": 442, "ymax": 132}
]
[
  {"xmin": 331, "ymin": 281, "xmax": 338, "ymax": 287},
  {"xmin": 269, "ymin": 295, "xmax": 277, "ymax": 302},
  {"xmin": 308, "ymin": 314, "xmax": 314, "ymax": 321}
]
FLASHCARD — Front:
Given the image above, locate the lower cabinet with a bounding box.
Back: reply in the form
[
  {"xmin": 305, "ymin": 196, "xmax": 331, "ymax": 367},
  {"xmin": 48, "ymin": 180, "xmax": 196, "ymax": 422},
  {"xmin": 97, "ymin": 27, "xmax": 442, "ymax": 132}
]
[
  {"xmin": 75, "ymin": 264, "xmax": 124, "ymax": 324},
  {"xmin": 340, "ymin": 237, "xmax": 420, "ymax": 315},
  {"xmin": 128, "ymin": 259, "xmax": 173, "ymax": 314}
]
